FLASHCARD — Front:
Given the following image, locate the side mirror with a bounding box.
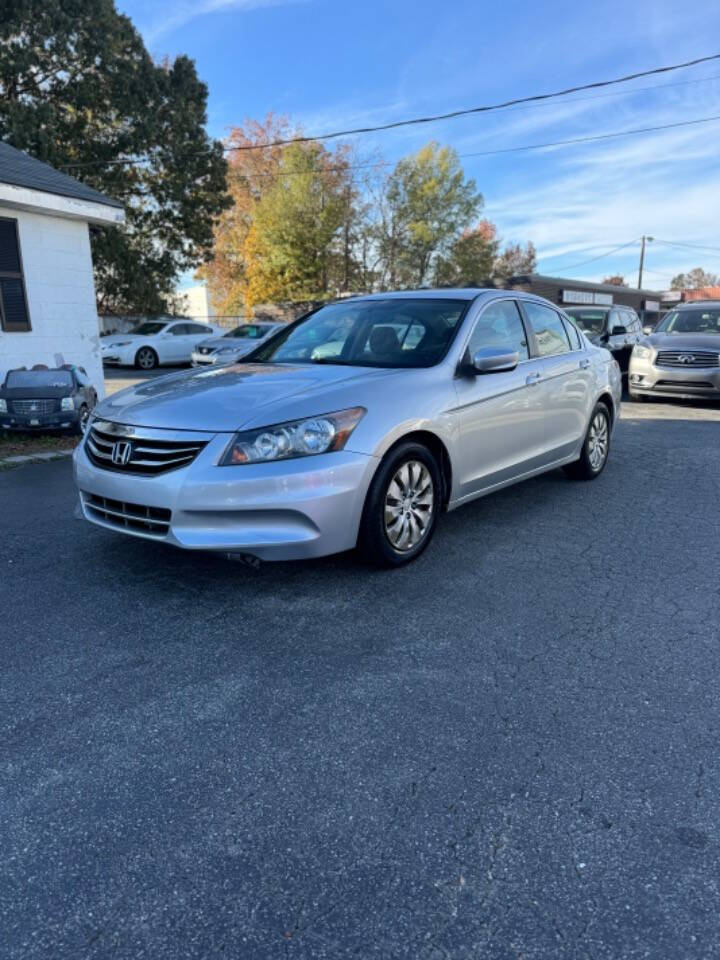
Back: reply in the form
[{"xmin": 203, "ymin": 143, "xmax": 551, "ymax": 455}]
[
  {"xmin": 642, "ymin": 325, "xmax": 654, "ymax": 335},
  {"xmin": 471, "ymin": 346, "xmax": 520, "ymax": 374},
  {"xmin": 609, "ymin": 324, "xmax": 628, "ymax": 336}
]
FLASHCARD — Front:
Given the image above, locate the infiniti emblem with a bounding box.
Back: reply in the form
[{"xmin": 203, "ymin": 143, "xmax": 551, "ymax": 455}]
[
  {"xmin": 678, "ymin": 354, "xmax": 695, "ymax": 364},
  {"xmin": 111, "ymin": 440, "xmax": 133, "ymax": 466}
]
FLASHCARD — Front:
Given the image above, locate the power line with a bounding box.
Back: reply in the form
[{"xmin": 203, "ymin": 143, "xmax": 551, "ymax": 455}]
[
  {"xmin": 60, "ymin": 52, "xmax": 720, "ymax": 169},
  {"xmin": 544, "ymin": 239, "xmax": 640, "ymax": 272},
  {"xmin": 453, "ymin": 113, "xmax": 720, "ymax": 158},
  {"xmin": 220, "ymin": 52, "xmax": 720, "ymax": 151},
  {"xmin": 653, "ymin": 238, "xmax": 720, "ymax": 255},
  {"xmin": 219, "ymin": 112, "xmax": 720, "ymax": 187}
]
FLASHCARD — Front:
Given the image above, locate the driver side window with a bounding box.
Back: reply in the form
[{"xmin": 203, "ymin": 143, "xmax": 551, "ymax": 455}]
[{"xmin": 468, "ymin": 300, "xmax": 529, "ymax": 361}]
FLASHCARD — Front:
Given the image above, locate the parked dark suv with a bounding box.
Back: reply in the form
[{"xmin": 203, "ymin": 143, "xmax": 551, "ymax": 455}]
[
  {"xmin": 0, "ymin": 366, "xmax": 97, "ymax": 434},
  {"xmin": 564, "ymin": 305, "xmax": 643, "ymax": 373}
]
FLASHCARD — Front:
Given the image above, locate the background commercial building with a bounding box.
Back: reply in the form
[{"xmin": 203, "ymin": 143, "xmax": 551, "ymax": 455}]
[{"xmin": 506, "ymin": 274, "xmax": 662, "ymax": 322}]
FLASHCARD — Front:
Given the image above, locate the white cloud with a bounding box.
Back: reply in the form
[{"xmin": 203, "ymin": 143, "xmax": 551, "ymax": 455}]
[{"xmin": 144, "ymin": 0, "xmax": 308, "ymax": 41}]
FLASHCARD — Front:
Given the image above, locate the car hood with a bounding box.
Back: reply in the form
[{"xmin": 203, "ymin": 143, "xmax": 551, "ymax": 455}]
[
  {"xmin": 1, "ymin": 386, "xmax": 74, "ymax": 399},
  {"xmin": 196, "ymin": 336, "xmax": 234, "ymax": 349},
  {"xmin": 102, "ymin": 334, "xmax": 147, "ymax": 346},
  {"xmin": 646, "ymin": 333, "xmax": 720, "ymax": 351},
  {"xmin": 94, "ymin": 362, "xmax": 396, "ymax": 432}
]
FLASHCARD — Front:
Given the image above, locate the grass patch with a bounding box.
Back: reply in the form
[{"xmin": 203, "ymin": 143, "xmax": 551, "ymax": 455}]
[{"xmin": 0, "ymin": 431, "xmax": 79, "ymax": 459}]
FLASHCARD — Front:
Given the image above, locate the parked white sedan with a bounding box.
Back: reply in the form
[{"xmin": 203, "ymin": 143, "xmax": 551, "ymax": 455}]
[{"xmin": 101, "ymin": 320, "xmax": 223, "ymax": 370}]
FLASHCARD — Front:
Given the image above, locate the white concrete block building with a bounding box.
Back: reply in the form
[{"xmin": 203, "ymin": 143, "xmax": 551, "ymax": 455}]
[{"xmin": 0, "ymin": 142, "xmax": 124, "ymax": 397}]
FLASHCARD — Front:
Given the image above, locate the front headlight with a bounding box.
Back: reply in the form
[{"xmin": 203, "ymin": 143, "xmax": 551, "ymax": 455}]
[
  {"xmin": 61, "ymin": 397, "xmax": 75, "ymax": 411},
  {"xmin": 221, "ymin": 407, "xmax": 366, "ymax": 465},
  {"xmin": 0, "ymin": 399, "xmax": 7, "ymax": 413},
  {"xmin": 108, "ymin": 340, "xmax": 132, "ymax": 348},
  {"xmin": 633, "ymin": 345, "xmax": 653, "ymax": 360}
]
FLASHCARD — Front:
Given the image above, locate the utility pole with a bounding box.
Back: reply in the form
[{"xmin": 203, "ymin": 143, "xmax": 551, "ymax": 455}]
[{"xmin": 638, "ymin": 235, "xmax": 654, "ymax": 289}]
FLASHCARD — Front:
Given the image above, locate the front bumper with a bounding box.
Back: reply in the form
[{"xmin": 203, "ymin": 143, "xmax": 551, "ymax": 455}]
[
  {"xmin": 190, "ymin": 351, "xmax": 216, "ymax": 366},
  {"xmin": 73, "ymin": 436, "xmax": 379, "ymax": 561},
  {"xmin": 101, "ymin": 345, "xmax": 135, "ymax": 366},
  {"xmin": 629, "ymin": 356, "xmax": 720, "ymax": 400},
  {"xmin": 1, "ymin": 410, "xmax": 79, "ymax": 431}
]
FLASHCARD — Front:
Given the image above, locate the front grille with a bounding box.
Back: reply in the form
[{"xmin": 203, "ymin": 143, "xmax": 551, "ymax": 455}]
[
  {"xmin": 82, "ymin": 492, "xmax": 171, "ymax": 537},
  {"xmin": 11, "ymin": 399, "xmax": 57, "ymax": 414},
  {"xmin": 655, "ymin": 350, "xmax": 720, "ymax": 368},
  {"xmin": 655, "ymin": 380, "xmax": 716, "ymax": 390},
  {"xmin": 85, "ymin": 423, "xmax": 208, "ymax": 475}
]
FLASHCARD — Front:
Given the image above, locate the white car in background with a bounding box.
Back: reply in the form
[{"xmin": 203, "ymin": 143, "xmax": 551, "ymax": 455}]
[
  {"xmin": 101, "ymin": 320, "xmax": 223, "ymax": 370},
  {"xmin": 191, "ymin": 322, "xmax": 284, "ymax": 366}
]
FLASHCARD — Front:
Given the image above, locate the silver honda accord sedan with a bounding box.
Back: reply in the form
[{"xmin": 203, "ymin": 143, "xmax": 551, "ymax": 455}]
[{"xmin": 74, "ymin": 290, "xmax": 621, "ymax": 566}]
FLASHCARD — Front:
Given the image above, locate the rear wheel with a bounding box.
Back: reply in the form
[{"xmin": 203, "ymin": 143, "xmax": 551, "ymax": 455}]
[
  {"xmin": 563, "ymin": 403, "xmax": 611, "ymax": 481},
  {"xmin": 358, "ymin": 442, "xmax": 441, "ymax": 567},
  {"xmin": 135, "ymin": 347, "xmax": 158, "ymax": 370}
]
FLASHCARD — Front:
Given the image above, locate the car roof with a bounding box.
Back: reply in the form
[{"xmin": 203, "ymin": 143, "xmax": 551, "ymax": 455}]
[
  {"xmin": 674, "ymin": 299, "xmax": 720, "ymax": 308},
  {"xmin": 343, "ymin": 288, "xmax": 491, "ymax": 303}
]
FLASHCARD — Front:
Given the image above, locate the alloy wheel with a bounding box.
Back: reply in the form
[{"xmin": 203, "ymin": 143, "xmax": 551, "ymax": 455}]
[
  {"xmin": 137, "ymin": 348, "xmax": 156, "ymax": 370},
  {"xmin": 587, "ymin": 412, "xmax": 609, "ymax": 471},
  {"xmin": 383, "ymin": 460, "xmax": 434, "ymax": 552}
]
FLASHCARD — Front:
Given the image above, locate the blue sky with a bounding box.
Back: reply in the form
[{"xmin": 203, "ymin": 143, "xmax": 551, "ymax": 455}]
[{"xmin": 117, "ymin": 0, "xmax": 720, "ymax": 290}]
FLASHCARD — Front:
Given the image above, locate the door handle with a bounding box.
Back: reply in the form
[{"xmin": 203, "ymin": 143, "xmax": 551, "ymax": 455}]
[
  {"xmin": 579, "ymin": 358, "xmax": 590, "ymax": 369},
  {"xmin": 525, "ymin": 371, "xmax": 542, "ymax": 386}
]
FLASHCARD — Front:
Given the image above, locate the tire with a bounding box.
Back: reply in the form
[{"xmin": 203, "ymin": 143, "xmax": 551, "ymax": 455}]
[
  {"xmin": 74, "ymin": 405, "xmax": 90, "ymax": 436},
  {"xmin": 563, "ymin": 403, "xmax": 611, "ymax": 481},
  {"xmin": 135, "ymin": 347, "xmax": 158, "ymax": 370},
  {"xmin": 358, "ymin": 441, "xmax": 441, "ymax": 567}
]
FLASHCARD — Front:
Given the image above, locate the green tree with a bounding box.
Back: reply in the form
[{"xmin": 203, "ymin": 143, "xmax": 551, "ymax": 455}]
[
  {"xmin": 670, "ymin": 267, "xmax": 719, "ymax": 290},
  {"xmin": 0, "ymin": 0, "xmax": 230, "ymax": 313},
  {"xmin": 493, "ymin": 241, "xmax": 537, "ymax": 282},
  {"xmin": 244, "ymin": 142, "xmax": 351, "ymax": 309},
  {"xmin": 434, "ymin": 220, "xmax": 499, "ymax": 287},
  {"xmin": 379, "ymin": 142, "xmax": 482, "ymax": 287}
]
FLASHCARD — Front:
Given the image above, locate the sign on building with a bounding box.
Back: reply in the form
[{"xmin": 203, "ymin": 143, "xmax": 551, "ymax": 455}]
[{"xmin": 561, "ymin": 289, "xmax": 614, "ymax": 306}]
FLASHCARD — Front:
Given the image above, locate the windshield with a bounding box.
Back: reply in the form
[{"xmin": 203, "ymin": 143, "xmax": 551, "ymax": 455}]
[
  {"xmin": 225, "ymin": 324, "xmax": 274, "ymax": 339},
  {"xmin": 655, "ymin": 307, "xmax": 720, "ymax": 335},
  {"xmin": 252, "ymin": 299, "xmax": 467, "ymax": 368},
  {"xmin": 132, "ymin": 322, "xmax": 167, "ymax": 336},
  {"xmin": 564, "ymin": 308, "xmax": 608, "ymax": 337},
  {"xmin": 6, "ymin": 370, "xmax": 73, "ymax": 389}
]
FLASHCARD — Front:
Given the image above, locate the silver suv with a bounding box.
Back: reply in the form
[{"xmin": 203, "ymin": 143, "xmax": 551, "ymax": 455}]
[{"xmin": 629, "ymin": 301, "xmax": 720, "ymax": 401}]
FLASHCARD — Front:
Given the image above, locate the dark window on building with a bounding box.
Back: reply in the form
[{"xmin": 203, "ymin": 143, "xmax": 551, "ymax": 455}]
[{"xmin": 0, "ymin": 218, "xmax": 31, "ymax": 332}]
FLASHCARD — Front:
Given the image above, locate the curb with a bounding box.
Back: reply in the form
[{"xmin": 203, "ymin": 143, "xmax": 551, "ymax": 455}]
[{"xmin": 0, "ymin": 449, "xmax": 75, "ymax": 468}]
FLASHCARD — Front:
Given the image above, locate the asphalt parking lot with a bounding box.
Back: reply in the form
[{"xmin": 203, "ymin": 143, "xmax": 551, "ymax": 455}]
[{"xmin": 3, "ymin": 392, "xmax": 720, "ymax": 959}]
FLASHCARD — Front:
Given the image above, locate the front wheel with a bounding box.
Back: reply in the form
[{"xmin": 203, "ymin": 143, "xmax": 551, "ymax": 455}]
[
  {"xmin": 358, "ymin": 442, "xmax": 441, "ymax": 567},
  {"xmin": 74, "ymin": 405, "xmax": 90, "ymax": 436},
  {"xmin": 135, "ymin": 347, "xmax": 158, "ymax": 370},
  {"xmin": 563, "ymin": 403, "xmax": 611, "ymax": 481}
]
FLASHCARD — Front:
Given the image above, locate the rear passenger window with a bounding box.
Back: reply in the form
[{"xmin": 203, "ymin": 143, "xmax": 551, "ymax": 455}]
[
  {"xmin": 562, "ymin": 316, "xmax": 582, "ymax": 350},
  {"xmin": 523, "ymin": 302, "xmax": 571, "ymax": 357},
  {"xmin": 469, "ymin": 300, "xmax": 529, "ymax": 361}
]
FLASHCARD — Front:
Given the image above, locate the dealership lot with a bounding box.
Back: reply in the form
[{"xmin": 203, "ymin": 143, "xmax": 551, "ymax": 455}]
[{"xmin": 3, "ymin": 396, "xmax": 720, "ymax": 959}]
